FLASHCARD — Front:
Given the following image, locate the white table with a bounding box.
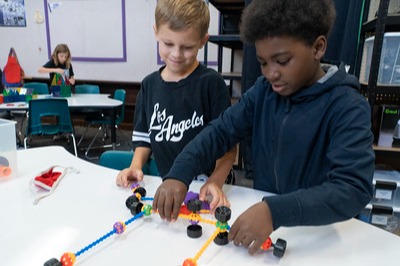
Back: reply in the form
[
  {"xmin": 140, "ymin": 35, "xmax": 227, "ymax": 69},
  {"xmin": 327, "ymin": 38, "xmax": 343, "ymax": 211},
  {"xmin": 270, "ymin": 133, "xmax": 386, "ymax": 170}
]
[
  {"xmin": 0, "ymin": 94, "xmax": 122, "ymax": 110},
  {"xmin": 0, "ymin": 94, "xmax": 123, "ymax": 148},
  {"xmin": 1, "ymin": 146, "xmax": 399, "ymax": 266}
]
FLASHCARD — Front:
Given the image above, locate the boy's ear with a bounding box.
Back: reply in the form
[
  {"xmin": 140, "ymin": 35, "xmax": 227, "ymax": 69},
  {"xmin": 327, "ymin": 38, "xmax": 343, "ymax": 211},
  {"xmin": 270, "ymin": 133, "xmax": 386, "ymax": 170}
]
[
  {"xmin": 200, "ymin": 33, "xmax": 209, "ymax": 48},
  {"xmin": 313, "ymin": 36, "xmax": 327, "ymax": 60},
  {"xmin": 153, "ymin": 24, "xmax": 158, "ymax": 40}
]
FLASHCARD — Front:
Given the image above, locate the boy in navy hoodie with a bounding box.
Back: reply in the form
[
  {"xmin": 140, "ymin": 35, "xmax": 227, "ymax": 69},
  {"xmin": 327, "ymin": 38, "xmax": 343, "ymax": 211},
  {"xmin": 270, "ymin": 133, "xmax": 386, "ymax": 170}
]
[{"xmin": 152, "ymin": 0, "xmax": 375, "ymax": 255}]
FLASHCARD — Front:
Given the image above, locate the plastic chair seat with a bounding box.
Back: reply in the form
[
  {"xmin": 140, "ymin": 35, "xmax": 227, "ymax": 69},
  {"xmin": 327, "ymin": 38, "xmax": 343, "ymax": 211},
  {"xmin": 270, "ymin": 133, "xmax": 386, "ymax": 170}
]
[
  {"xmin": 74, "ymin": 84, "xmax": 100, "ymax": 94},
  {"xmin": 23, "ymin": 82, "xmax": 49, "ymax": 95},
  {"xmin": 99, "ymin": 150, "xmax": 159, "ymax": 176},
  {"xmin": 31, "ymin": 124, "xmax": 65, "ymax": 135}
]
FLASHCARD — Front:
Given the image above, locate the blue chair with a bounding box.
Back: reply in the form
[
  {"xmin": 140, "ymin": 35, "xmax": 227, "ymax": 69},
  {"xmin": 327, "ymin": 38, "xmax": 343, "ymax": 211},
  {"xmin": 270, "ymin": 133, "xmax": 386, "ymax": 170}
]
[
  {"xmin": 99, "ymin": 150, "xmax": 159, "ymax": 176},
  {"xmin": 80, "ymin": 89, "xmax": 130, "ymax": 159},
  {"xmin": 72, "ymin": 84, "xmax": 101, "ymax": 124},
  {"xmin": 12, "ymin": 82, "xmax": 50, "ymax": 138},
  {"xmin": 23, "ymin": 98, "xmax": 78, "ymax": 156},
  {"xmin": 74, "ymin": 84, "xmax": 100, "ymax": 94},
  {"xmin": 23, "ymin": 82, "xmax": 49, "ymax": 94}
]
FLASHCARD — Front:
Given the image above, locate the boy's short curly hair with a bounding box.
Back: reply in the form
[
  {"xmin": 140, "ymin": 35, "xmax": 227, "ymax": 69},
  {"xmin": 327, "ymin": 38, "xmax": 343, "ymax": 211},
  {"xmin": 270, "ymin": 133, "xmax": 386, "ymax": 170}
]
[
  {"xmin": 155, "ymin": 0, "xmax": 210, "ymax": 39},
  {"xmin": 240, "ymin": 0, "xmax": 336, "ymax": 46}
]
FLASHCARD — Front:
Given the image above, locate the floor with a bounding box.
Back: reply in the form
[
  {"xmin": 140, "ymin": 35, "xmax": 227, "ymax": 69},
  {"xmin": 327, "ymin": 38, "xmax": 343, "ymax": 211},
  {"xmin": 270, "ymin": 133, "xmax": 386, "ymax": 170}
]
[{"xmin": 16, "ymin": 117, "xmax": 254, "ymax": 188}]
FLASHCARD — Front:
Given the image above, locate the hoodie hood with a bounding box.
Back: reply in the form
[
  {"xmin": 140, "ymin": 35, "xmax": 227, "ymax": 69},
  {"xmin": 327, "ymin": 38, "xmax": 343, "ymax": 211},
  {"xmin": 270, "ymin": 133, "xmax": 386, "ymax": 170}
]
[{"xmin": 289, "ymin": 63, "xmax": 360, "ymax": 103}]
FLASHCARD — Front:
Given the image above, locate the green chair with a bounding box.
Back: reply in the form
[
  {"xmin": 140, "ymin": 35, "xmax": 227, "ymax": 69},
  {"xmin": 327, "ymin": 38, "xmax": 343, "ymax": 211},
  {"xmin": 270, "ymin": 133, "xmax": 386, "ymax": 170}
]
[
  {"xmin": 74, "ymin": 84, "xmax": 100, "ymax": 94},
  {"xmin": 24, "ymin": 82, "xmax": 49, "ymax": 94},
  {"xmin": 79, "ymin": 89, "xmax": 130, "ymax": 159},
  {"xmin": 23, "ymin": 98, "xmax": 78, "ymax": 156},
  {"xmin": 99, "ymin": 150, "xmax": 159, "ymax": 176}
]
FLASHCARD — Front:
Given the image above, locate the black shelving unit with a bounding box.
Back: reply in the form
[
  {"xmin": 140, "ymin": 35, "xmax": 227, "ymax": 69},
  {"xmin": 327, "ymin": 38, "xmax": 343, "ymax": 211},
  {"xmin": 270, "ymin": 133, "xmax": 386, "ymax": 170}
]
[
  {"xmin": 355, "ymin": 1, "xmax": 400, "ymax": 234},
  {"xmin": 204, "ymin": 0, "xmax": 245, "ymax": 169},
  {"xmin": 204, "ymin": 0, "xmax": 245, "ymax": 98},
  {"xmin": 207, "ymin": 34, "xmax": 242, "ymax": 81}
]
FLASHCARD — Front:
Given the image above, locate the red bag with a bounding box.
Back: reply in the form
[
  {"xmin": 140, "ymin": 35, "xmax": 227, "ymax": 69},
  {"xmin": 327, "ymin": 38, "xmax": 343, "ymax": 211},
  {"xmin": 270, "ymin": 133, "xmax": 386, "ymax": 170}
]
[{"xmin": 2, "ymin": 47, "xmax": 24, "ymax": 87}]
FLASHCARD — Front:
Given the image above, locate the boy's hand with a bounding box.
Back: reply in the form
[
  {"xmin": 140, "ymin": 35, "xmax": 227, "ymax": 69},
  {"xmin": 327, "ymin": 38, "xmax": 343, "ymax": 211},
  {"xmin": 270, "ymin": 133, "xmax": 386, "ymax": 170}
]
[
  {"xmin": 199, "ymin": 181, "xmax": 230, "ymax": 214},
  {"xmin": 228, "ymin": 201, "xmax": 274, "ymax": 255},
  {"xmin": 115, "ymin": 168, "xmax": 144, "ymax": 187},
  {"xmin": 153, "ymin": 179, "xmax": 187, "ymax": 222}
]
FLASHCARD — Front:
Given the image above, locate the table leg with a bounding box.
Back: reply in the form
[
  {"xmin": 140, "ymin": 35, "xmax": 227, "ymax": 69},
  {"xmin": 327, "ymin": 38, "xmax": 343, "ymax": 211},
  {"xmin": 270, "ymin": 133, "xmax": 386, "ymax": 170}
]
[{"xmin": 111, "ymin": 108, "xmax": 117, "ymax": 150}]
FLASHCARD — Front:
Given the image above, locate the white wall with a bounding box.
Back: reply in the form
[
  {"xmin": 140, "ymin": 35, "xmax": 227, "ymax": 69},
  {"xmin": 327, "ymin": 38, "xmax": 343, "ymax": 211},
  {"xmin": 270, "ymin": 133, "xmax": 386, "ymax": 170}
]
[{"xmin": 0, "ymin": 0, "xmax": 225, "ymax": 83}]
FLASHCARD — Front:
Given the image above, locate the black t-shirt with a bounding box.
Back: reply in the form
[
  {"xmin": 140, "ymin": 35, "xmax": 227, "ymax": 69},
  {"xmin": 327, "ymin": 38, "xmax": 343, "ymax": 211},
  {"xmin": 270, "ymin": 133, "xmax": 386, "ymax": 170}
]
[
  {"xmin": 43, "ymin": 60, "xmax": 74, "ymax": 84},
  {"xmin": 132, "ymin": 64, "xmax": 231, "ymax": 176}
]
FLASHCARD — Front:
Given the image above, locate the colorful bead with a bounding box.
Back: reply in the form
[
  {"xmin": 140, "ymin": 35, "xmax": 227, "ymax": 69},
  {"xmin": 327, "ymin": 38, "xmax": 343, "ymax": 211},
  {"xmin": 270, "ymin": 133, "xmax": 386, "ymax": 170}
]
[
  {"xmin": 0, "ymin": 166, "xmax": 11, "ymax": 177},
  {"xmin": 142, "ymin": 204, "xmax": 152, "ymax": 216},
  {"xmin": 134, "ymin": 192, "xmax": 142, "ymax": 201},
  {"xmin": 60, "ymin": 252, "xmax": 76, "ymax": 266},
  {"xmin": 130, "ymin": 183, "xmax": 140, "ymax": 192},
  {"xmin": 215, "ymin": 221, "xmax": 229, "ymax": 230},
  {"xmin": 182, "ymin": 258, "xmax": 197, "ymax": 266},
  {"xmin": 188, "ymin": 213, "xmax": 200, "ymax": 225},
  {"xmin": 113, "ymin": 221, "xmax": 126, "ymax": 234}
]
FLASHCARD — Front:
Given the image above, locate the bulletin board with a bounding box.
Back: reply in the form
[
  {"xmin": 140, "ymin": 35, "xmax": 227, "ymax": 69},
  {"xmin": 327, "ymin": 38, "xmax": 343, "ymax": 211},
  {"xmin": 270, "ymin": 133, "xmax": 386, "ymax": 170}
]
[{"xmin": 45, "ymin": 0, "xmax": 126, "ymax": 62}]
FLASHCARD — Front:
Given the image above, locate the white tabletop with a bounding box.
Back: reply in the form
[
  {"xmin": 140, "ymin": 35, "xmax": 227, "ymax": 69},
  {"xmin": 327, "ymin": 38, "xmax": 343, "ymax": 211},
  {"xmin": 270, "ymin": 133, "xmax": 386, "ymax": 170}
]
[
  {"xmin": 0, "ymin": 93, "xmax": 122, "ymax": 110},
  {"xmin": 66, "ymin": 93, "xmax": 122, "ymax": 109},
  {"xmin": 1, "ymin": 146, "xmax": 399, "ymax": 266}
]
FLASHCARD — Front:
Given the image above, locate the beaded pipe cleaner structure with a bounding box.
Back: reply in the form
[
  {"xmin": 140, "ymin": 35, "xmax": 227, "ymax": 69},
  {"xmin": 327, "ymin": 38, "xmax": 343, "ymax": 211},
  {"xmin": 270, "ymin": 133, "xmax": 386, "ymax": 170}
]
[{"xmin": 44, "ymin": 183, "xmax": 286, "ymax": 266}]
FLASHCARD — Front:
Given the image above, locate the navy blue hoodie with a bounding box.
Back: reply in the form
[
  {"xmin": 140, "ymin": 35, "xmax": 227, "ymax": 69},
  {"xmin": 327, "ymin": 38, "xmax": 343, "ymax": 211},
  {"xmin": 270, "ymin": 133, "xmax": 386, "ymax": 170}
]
[{"xmin": 165, "ymin": 64, "xmax": 374, "ymax": 229}]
